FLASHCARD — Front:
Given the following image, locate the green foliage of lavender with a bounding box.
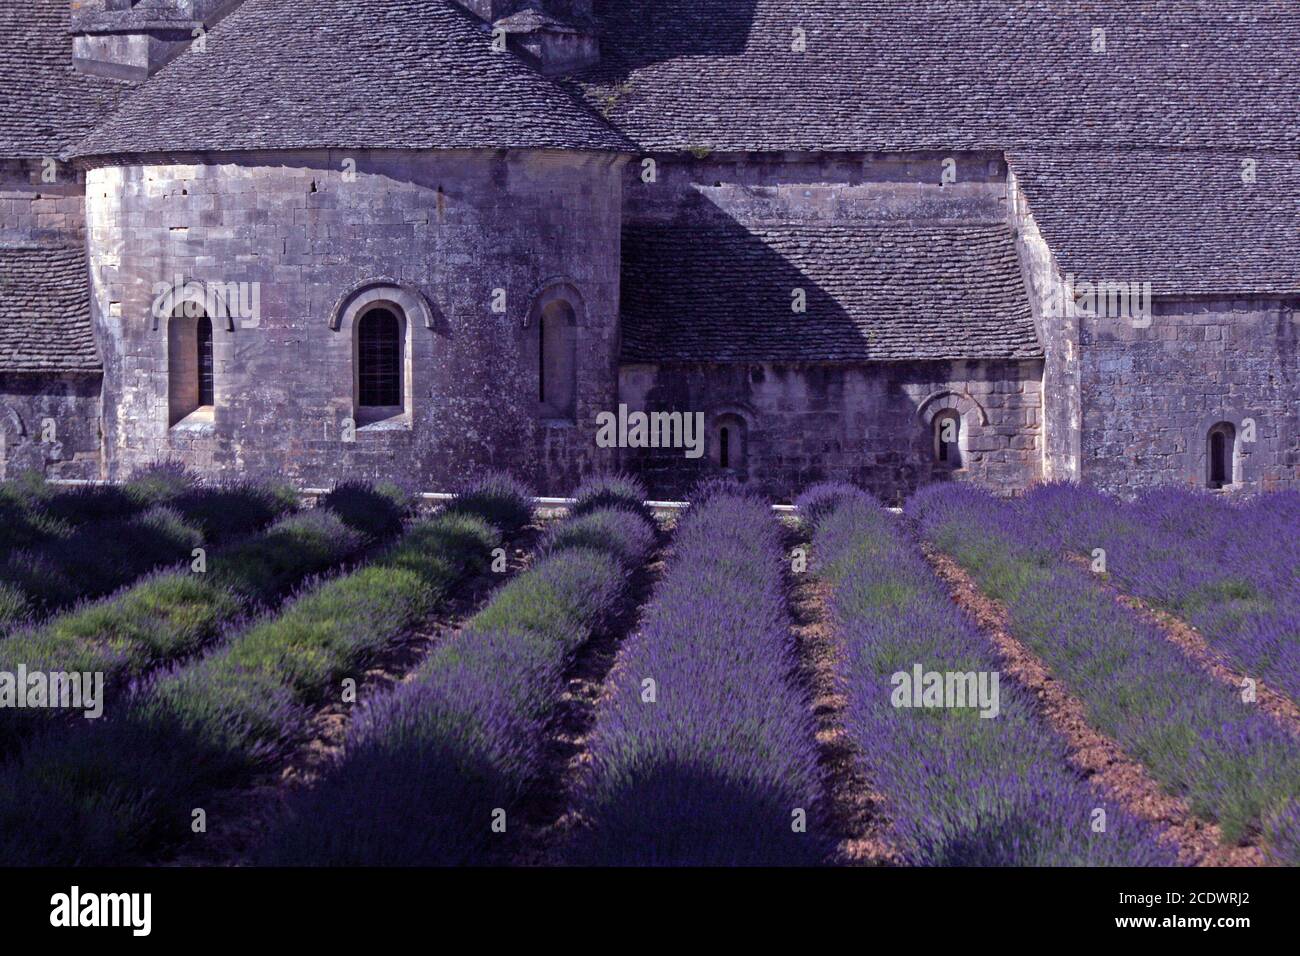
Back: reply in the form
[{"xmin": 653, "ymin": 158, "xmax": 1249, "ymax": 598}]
[
  {"xmin": 0, "ymin": 511, "xmax": 498, "ymax": 865},
  {"xmin": 817, "ymin": 487, "xmax": 1178, "ymax": 865},
  {"xmin": 911, "ymin": 484, "xmax": 1300, "ymax": 860},
  {"xmin": 568, "ymin": 492, "xmax": 824, "ymax": 865},
  {"xmin": 260, "ymin": 505, "xmax": 656, "ymax": 865}
]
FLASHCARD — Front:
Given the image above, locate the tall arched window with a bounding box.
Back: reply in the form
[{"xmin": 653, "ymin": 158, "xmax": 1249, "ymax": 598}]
[
  {"xmin": 934, "ymin": 409, "xmax": 962, "ymax": 468},
  {"xmin": 357, "ymin": 307, "xmax": 402, "ymax": 408},
  {"xmin": 168, "ymin": 304, "xmax": 215, "ymax": 426},
  {"xmin": 197, "ymin": 315, "xmax": 214, "ymax": 407},
  {"xmin": 537, "ymin": 299, "xmax": 577, "ymax": 420},
  {"xmin": 1207, "ymin": 422, "xmax": 1235, "ymax": 489}
]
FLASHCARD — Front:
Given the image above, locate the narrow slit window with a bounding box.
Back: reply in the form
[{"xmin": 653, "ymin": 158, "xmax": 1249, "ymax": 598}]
[
  {"xmin": 197, "ymin": 315, "xmax": 214, "ymax": 406},
  {"xmin": 720, "ymin": 426, "xmax": 731, "ymax": 469}
]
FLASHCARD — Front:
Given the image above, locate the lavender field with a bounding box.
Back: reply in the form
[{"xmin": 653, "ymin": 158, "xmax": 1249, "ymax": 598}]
[{"xmin": 0, "ymin": 469, "xmax": 1295, "ymax": 867}]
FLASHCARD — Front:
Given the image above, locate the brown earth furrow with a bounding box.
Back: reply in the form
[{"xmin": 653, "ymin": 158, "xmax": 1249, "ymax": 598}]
[
  {"xmin": 161, "ymin": 526, "xmax": 540, "ymax": 867},
  {"xmin": 511, "ymin": 535, "xmax": 669, "ymax": 866},
  {"xmin": 785, "ymin": 529, "xmax": 898, "ymax": 866},
  {"xmin": 1065, "ymin": 554, "xmax": 1300, "ymax": 737},
  {"xmin": 920, "ymin": 542, "xmax": 1264, "ymax": 868}
]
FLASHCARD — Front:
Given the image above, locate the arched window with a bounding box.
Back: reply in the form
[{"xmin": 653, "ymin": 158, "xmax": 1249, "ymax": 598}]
[
  {"xmin": 357, "ymin": 307, "xmax": 402, "ymax": 409},
  {"xmin": 1207, "ymin": 422, "xmax": 1236, "ymax": 489},
  {"xmin": 934, "ymin": 409, "xmax": 962, "ymax": 468},
  {"xmin": 709, "ymin": 413, "xmax": 747, "ymax": 473},
  {"xmin": 168, "ymin": 304, "xmax": 215, "ymax": 426},
  {"xmin": 537, "ymin": 299, "xmax": 577, "ymax": 419},
  {"xmin": 197, "ymin": 315, "xmax": 214, "ymax": 407}
]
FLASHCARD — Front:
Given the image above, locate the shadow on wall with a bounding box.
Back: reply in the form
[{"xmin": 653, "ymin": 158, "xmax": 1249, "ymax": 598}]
[{"xmin": 620, "ymin": 199, "xmax": 860, "ymax": 362}]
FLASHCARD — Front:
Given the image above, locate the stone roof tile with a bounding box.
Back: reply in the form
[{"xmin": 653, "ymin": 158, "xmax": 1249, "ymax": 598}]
[
  {"xmin": 71, "ymin": 0, "xmax": 630, "ymax": 159},
  {"xmin": 0, "ymin": 244, "xmax": 99, "ymax": 372}
]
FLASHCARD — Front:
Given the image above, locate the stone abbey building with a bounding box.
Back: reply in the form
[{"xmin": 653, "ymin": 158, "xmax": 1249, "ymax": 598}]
[{"xmin": 1, "ymin": 0, "xmax": 1297, "ymax": 501}]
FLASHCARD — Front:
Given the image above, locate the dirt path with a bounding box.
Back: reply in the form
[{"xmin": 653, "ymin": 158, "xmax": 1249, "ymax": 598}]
[
  {"xmin": 920, "ymin": 542, "xmax": 1264, "ymax": 867},
  {"xmin": 161, "ymin": 526, "xmax": 541, "ymax": 867},
  {"xmin": 510, "ymin": 532, "xmax": 669, "ymax": 866},
  {"xmin": 785, "ymin": 529, "xmax": 898, "ymax": 866},
  {"xmin": 1066, "ymin": 554, "xmax": 1300, "ymax": 737}
]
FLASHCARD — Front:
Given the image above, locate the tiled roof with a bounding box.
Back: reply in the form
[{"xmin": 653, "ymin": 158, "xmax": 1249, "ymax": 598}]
[
  {"xmin": 620, "ymin": 222, "xmax": 1041, "ymax": 363},
  {"xmin": 71, "ymin": 0, "xmax": 629, "ymax": 159},
  {"xmin": 571, "ymin": 0, "xmax": 1300, "ymax": 153},
  {"xmin": 0, "ymin": 244, "xmax": 99, "ymax": 372},
  {"xmin": 0, "ymin": 0, "xmax": 133, "ymax": 159},
  {"xmin": 1011, "ymin": 151, "xmax": 1300, "ymax": 297}
]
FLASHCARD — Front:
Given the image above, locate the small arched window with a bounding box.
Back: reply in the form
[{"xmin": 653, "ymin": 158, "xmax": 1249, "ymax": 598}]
[
  {"xmin": 709, "ymin": 414, "xmax": 747, "ymax": 473},
  {"xmin": 934, "ymin": 410, "xmax": 962, "ymax": 468},
  {"xmin": 357, "ymin": 307, "xmax": 402, "ymax": 409},
  {"xmin": 538, "ymin": 299, "xmax": 577, "ymax": 420},
  {"xmin": 1207, "ymin": 422, "xmax": 1236, "ymax": 489}
]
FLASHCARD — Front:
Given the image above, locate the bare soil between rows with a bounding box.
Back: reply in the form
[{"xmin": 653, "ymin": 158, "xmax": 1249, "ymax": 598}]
[
  {"xmin": 919, "ymin": 541, "xmax": 1265, "ymax": 867},
  {"xmin": 784, "ymin": 526, "xmax": 898, "ymax": 866},
  {"xmin": 509, "ymin": 528, "xmax": 671, "ymax": 866}
]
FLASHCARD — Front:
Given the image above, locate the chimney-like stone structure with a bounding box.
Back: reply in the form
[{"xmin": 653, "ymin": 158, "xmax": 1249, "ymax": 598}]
[
  {"xmin": 70, "ymin": 0, "xmax": 240, "ymax": 81},
  {"xmin": 453, "ymin": 1, "xmax": 599, "ymax": 76}
]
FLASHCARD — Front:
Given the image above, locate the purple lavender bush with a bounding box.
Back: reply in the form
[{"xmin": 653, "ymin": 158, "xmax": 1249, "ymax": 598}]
[
  {"xmin": 817, "ymin": 492, "xmax": 1178, "ymax": 865},
  {"xmin": 537, "ymin": 506, "xmax": 657, "ymax": 570},
  {"xmin": 444, "ymin": 471, "xmax": 535, "ymax": 535},
  {"xmin": 569, "ymin": 472, "xmax": 655, "ymax": 524},
  {"xmin": 1021, "ymin": 482, "xmax": 1300, "ymax": 707},
  {"xmin": 318, "ymin": 479, "xmax": 410, "ymax": 540},
  {"xmin": 911, "ymin": 483, "xmax": 1300, "ymax": 861},
  {"xmin": 795, "ymin": 480, "xmax": 872, "ymax": 532},
  {"xmin": 566, "ymin": 492, "xmax": 825, "ymax": 865}
]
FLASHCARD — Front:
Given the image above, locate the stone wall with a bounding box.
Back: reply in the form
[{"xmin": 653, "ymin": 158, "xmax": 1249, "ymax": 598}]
[
  {"xmin": 0, "ymin": 160, "xmax": 85, "ymax": 243},
  {"xmin": 85, "ymin": 148, "xmax": 625, "ymax": 494},
  {"xmin": 1079, "ymin": 299, "xmax": 1300, "ymax": 495},
  {"xmin": 613, "ymin": 150, "xmax": 1043, "ymax": 503},
  {"xmin": 0, "ymin": 373, "xmax": 102, "ymax": 480},
  {"xmin": 623, "ymin": 149, "xmax": 1010, "ymax": 227},
  {"xmin": 1008, "ymin": 166, "xmax": 1080, "ymax": 482},
  {"xmin": 618, "ymin": 359, "xmax": 1043, "ymax": 504}
]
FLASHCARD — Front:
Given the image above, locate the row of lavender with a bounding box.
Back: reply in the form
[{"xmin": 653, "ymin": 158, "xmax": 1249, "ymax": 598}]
[
  {"xmin": 911, "ymin": 484, "xmax": 1300, "ymax": 864},
  {"xmin": 567, "ymin": 487, "xmax": 824, "ymax": 865},
  {"xmin": 259, "ymin": 475, "xmax": 658, "ymax": 864},
  {"xmin": 1022, "ymin": 483, "xmax": 1300, "ymax": 705},
  {"xmin": 799, "ymin": 483, "xmax": 1176, "ymax": 865},
  {"xmin": 1, "ymin": 483, "xmax": 504, "ymax": 864}
]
